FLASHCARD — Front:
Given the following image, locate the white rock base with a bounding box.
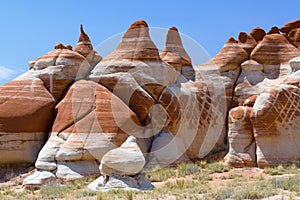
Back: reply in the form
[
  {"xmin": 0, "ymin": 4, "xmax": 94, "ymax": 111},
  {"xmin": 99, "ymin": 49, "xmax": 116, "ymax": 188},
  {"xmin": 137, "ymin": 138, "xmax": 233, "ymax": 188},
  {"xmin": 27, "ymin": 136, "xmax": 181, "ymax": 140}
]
[{"xmin": 88, "ymin": 173, "xmax": 154, "ymax": 191}]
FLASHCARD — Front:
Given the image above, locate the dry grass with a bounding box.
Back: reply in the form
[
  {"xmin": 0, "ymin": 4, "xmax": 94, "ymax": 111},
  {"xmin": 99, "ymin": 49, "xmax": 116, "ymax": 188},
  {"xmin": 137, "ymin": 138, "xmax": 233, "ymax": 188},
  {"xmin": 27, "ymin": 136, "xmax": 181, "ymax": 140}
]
[{"xmin": 0, "ymin": 162, "xmax": 299, "ymax": 199}]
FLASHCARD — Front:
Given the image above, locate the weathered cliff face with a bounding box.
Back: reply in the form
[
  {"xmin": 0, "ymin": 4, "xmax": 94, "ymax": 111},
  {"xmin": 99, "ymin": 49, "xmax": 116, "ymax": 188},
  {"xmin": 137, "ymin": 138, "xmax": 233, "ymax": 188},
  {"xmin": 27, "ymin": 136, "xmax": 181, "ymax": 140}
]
[{"xmin": 0, "ymin": 19, "xmax": 299, "ymax": 187}]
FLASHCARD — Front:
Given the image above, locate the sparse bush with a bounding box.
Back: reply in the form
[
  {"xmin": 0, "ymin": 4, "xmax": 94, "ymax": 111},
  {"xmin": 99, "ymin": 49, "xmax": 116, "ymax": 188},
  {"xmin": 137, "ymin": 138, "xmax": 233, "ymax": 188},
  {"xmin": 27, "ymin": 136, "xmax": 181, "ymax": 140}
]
[
  {"xmin": 176, "ymin": 179, "xmax": 185, "ymax": 189},
  {"xmin": 197, "ymin": 160, "xmax": 209, "ymax": 169},
  {"xmin": 264, "ymin": 164, "xmax": 300, "ymax": 176},
  {"xmin": 125, "ymin": 190, "xmax": 133, "ymax": 200},
  {"xmin": 206, "ymin": 162, "xmax": 231, "ymax": 174},
  {"xmin": 204, "ymin": 179, "xmax": 278, "ymax": 200},
  {"xmin": 178, "ymin": 163, "xmax": 199, "ymax": 177},
  {"xmin": 193, "ymin": 170, "xmax": 212, "ymax": 182},
  {"xmin": 271, "ymin": 174, "xmax": 300, "ymax": 194},
  {"xmin": 146, "ymin": 166, "xmax": 176, "ymax": 182},
  {"xmin": 264, "ymin": 165, "xmax": 285, "ymax": 175}
]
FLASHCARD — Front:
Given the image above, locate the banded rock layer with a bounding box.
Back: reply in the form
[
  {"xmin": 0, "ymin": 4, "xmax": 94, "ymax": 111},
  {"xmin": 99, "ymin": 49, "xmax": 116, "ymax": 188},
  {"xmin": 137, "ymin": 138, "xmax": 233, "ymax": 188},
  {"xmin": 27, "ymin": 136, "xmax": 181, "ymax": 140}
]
[
  {"xmin": 19, "ymin": 20, "xmax": 227, "ymax": 185},
  {"xmin": 0, "ymin": 19, "xmax": 299, "ymax": 188},
  {"xmin": 225, "ymin": 19, "xmax": 300, "ymax": 168}
]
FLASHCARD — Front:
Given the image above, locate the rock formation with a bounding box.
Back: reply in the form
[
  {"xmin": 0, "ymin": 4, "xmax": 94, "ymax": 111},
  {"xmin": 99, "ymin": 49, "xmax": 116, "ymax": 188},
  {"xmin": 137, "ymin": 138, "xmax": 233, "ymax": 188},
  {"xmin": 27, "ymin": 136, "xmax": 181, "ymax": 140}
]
[
  {"xmin": 0, "ymin": 19, "xmax": 300, "ymax": 189},
  {"xmin": 0, "ymin": 25, "xmax": 101, "ymax": 166},
  {"xmin": 19, "ymin": 20, "xmax": 228, "ymax": 187},
  {"xmin": 0, "ymin": 78, "xmax": 55, "ymax": 163},
  {"xmin": 88, "ymin": 136, "xmax": 154, "ymax": 191},
  {"xmin": 225, "ymin": 19, "xmax": 300, "ymax": 168},
  {"xmin": 99, "ymin": 136, "xmax": 145, "ymax": 176},
  {"xmin": 238, "ymin": 32, "xmax": 257, "ymax": 56},
  {"xmin": 280, "ymin": 19, "xmax": 300, "ymax": 33},
  {"xmin": 160, "ymin": 27, "xmax": 194, "ymax": 81}
]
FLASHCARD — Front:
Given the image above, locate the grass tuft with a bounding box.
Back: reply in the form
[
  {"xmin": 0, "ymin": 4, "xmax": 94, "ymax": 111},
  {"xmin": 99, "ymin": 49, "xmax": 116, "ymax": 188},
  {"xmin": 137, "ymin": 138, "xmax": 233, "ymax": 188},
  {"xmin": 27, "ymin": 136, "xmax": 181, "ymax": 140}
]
[{"xmin": 146, "ymin": 166, "xmax": 176, "ymax": 182}]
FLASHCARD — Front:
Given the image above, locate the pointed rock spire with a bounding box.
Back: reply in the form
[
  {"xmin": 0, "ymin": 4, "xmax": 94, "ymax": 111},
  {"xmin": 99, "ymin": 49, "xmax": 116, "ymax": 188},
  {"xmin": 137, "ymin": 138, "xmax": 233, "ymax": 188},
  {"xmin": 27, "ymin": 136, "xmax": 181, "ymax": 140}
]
[
  {"xmin": 160, "ymin": 26, "xmax": 194, "ymax": 80},
  {"xmin": 74, "ymin": 24, "xmax": 93, "ymax": 57},
  {"xmin": 160, "ymin": 26, "xmax": 192, "ymax": 68}
]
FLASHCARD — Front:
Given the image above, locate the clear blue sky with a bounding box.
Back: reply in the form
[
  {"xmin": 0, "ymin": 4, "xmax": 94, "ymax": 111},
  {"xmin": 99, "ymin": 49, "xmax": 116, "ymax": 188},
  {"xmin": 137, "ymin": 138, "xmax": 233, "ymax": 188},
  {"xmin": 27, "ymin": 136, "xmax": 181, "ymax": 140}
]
[{"xmin": 0, "ymin": 0, "xmax": 299, "ymax": 85}]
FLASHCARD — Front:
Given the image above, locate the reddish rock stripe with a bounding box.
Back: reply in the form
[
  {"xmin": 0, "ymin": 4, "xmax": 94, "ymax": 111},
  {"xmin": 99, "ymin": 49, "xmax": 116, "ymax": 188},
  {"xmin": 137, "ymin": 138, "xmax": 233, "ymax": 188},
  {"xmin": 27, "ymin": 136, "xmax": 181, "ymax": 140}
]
[{"xmin": 251, "ymin": 34, "xmax": 300, "ymax": 65}]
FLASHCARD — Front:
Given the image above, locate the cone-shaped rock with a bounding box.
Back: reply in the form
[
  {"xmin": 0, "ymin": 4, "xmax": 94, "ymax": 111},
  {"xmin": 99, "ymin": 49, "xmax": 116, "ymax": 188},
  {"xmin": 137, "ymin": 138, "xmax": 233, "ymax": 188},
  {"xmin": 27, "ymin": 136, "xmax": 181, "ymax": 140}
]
[
  {"xmin": 160, "ymin": 27, "xmax": 194, "ymax": 80},
  {"xmin": 74, "ymin": 24, "xmax": 93, "ymax": 57},
  {"xmin": 90, "ymin": 20, "xmax": 178, "ymax": 101},
  {"xmin": 200, "ymin": 37, "xmax": 248, "ymax": 72},
  {"xmin": 103, "ymin": 20, "xmax": 160, "ymax": 61},
  {"xmin": 74, "ymin": 25, "xmax": 102, "ymax": 67},
  {"xmin": 238, "ymin": 32, "xmax": 257, "ymax": 55},
  {"xmin": 250, "ymin": 27, "xmax": 266, "ymax": 42},
  {"xmin": 160, "ymin": 27, "xmax": 192, "ymax": 67},
  {"xmin": 251, "ymin": 34, "xmax": 300, "ymax": 66},
  {"xmin": 280, "ymin": 19, "xmax": 300, "ymax": 33}
]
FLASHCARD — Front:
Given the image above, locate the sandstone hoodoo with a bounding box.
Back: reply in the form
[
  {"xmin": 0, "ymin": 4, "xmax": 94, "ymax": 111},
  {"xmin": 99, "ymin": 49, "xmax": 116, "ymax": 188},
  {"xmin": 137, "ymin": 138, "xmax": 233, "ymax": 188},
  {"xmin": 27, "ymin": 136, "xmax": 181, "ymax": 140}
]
[
  {"xmin": 0, "ymin": 19, "xmax": 300, "ymax": 190},
  {"xmin": 21, "ymin": 20, "xmax": 228, "ymax": 187},
  {"xmin": 160, "ymin": 26, "xmax": 194, "ymax": 81}
]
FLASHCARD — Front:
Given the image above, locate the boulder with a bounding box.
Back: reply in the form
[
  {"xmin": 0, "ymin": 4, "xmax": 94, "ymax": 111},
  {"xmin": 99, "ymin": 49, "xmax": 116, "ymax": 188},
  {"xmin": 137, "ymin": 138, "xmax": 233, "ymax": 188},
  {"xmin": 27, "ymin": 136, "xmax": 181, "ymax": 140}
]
[
  {"xmin": 250, "ymin": 27, "xmax": 266, "ymax": 42},
  {"xmin": 289, "ymin": 57, "xmax": 300, "ymax": 71},
  {"xmin": 100, "ymin": 136, "xmax": 145, "ymax": 176},
  {"xmin": 96, "ymin": 72, "xmax": 155, "ymax": 125},
  {"xmin": 88, "ymin": 173, "xmax": 154, "ymax": 191},
  {"xmin": 23, "ymin": 170, "xmax": 56, "ymax": 187},
  {"xmin": 238, "ymin": 32, "xmax": 257, "ymax": 56},
  {"xmin": 267, "ymin": 26, "xmax": 280, "ymax": 34}
]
